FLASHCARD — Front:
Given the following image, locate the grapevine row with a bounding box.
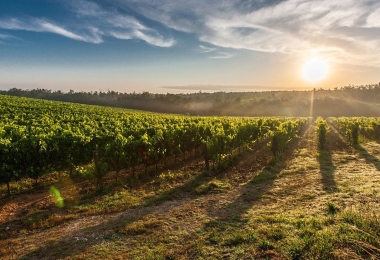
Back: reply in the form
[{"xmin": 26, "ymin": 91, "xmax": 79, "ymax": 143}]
[
  {"xmin": 316, "ymin": 117, "xmax": 329, "ymax": 150},
  {"xmin": 329, "ymin": 117, "xmax": 380, "ymax": 145},
  {"xmin": 0, "ymin": 95, "xmax": 307, "ymax": 193}
]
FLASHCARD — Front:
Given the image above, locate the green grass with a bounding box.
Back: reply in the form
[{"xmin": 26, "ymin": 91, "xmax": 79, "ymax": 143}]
[
  {"xmin": 2, "ymin": 127, "xmax": 380, "ymax": 259},
  {"xmin": 71, "ymin": 190, "xmax": 148, "ymax": 215},
  {"xmin": 195, "ymin": 179, "xmax": 231, "ymax": 194}
]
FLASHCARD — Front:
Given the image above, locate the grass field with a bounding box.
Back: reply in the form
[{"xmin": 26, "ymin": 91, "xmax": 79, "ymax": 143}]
[{"xmin": 1, "ymin": 123, "xmax": 380, "ymax": 259}]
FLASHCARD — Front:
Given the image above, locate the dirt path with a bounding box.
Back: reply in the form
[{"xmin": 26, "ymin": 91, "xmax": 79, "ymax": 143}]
[
  {"xmin": 2, "ymin": 123, "xmax": 380, "ymax": 259},
  {"xmin": 1, "ymin": 134, "xmax": 276, "ymax": 259}
]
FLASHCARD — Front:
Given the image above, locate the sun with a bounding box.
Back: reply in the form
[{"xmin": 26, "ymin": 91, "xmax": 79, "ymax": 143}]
[{"xmin": 302, "ymin": 57, "xmax": 328, "ymax": 83}]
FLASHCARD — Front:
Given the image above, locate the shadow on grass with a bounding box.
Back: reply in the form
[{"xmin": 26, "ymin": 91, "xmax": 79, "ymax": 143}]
[
  {"xmin": 18, "ymin": 206, "xmax": 173, "ymax": 259},
  {"xmin": 17, "ymin": 162, "xmax": 216, "ymax": 259},
  {"xmin": 212, "ymin": 160, "xmax": 287, "ymax": 222},
  {"xmin": 145, "ymin": 136, "xmax": 275, "ymax": 206},
  {"xmin": 2, "ymin": 148, "xmax": 243, "ymax": 249},
  {"xmin": 64, "ymin": 154, "xmax": 207, "ymax": 215},
  {"xmin": 317, "ymin": 124, "xmax": 355, "ymax": 193},
  {"xmin": 209, "ymin": 124, "xmax": 310, "ymax": 223},
  {"xmin": 355, "ymin": 144, "xmax": 380, "ymax": 171},
  {"xmin": 17, "ymin": 141, "xmax": 280, "ymax": 259},
  {"xmin": 317, "ymin": 150, "xmax": 337, "ymax": 193},
  {"xmin": 146, "ymin": 169, "xmax": 215, "ymax": 205},
  {"xmin": 18, "ymin": 127, "xmax": 310, "ymax": 259}
]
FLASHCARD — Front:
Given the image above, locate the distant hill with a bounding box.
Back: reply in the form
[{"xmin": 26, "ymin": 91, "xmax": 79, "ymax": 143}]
[{"xmin": 2, "ymin": 84, "xmax": 380, "ymax": 117}]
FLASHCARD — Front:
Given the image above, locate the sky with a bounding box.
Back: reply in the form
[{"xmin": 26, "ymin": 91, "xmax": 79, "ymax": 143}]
[{"xmin": 1, "ymin": 0, "xmax": 380, "ymax": 94}]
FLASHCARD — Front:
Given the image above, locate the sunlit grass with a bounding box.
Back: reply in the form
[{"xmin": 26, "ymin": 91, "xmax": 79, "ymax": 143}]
[{"xmin": 2, "ymin": 126, "xmax": 380, "ymax": 259}]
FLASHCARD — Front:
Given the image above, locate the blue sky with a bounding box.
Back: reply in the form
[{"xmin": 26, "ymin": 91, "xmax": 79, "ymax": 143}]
[{"xmin": 1, "ymin": 0, "xmax": 380, "ymax": 93}]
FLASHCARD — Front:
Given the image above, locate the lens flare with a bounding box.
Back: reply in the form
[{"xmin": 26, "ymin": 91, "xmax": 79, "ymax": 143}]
[
  {"xmin": 50, "ymin": 186, "xmax": 64, "ymax": 208},
  {"xmin": 310, "ymin": 90, "xmax": 314, "ymax": 119}
]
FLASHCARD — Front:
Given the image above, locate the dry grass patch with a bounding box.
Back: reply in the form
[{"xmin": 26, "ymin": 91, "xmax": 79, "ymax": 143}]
[
  {"xmin": 119, "ymin": 218, "xmax": 165, "ymax": 235},
  {"xmin": 195, "ymin": 179, "xmax": 231, "ymax": 194}
]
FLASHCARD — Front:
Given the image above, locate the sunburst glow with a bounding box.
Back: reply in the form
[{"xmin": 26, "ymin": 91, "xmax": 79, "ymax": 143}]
[{"xmin": 302, "ymin": 57, "xmax": 328, "ymax": 83}]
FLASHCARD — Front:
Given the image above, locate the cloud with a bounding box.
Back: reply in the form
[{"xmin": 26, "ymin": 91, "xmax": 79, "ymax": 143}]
[
  {"xmin": 0, "ymin": 18, "xmax": 102, "ymax": 43},
  {"xmin": 0, "ymin": 0, "xmax": 175, "ymax": 47},
  {"xmin": 199, "ymin": 44, "xmax": 232, "ymax": 59},
  {"xmin": 209, "ymin": 52, "xmax": 233, "ymax": 59},
  {"xmin": 0, "ymin": 33, "xmax": 12, "ymax": 39},
  {"xmin": 38, "ymin": 20, "xmax": 102, "ymax": 43},
  {"xmin": 0, "ymin": 32, "xmax": 22, "ymax": 44},
  {"xmin": 67, "ymin": 0, "xmax": 175, "ymax": 47},
  {"xmin": 199, "ymin": 45, "xmax": 216, "ymax": 53},
  {"xmin": 110, "ymin": 30, "xmax": 175, "ymax": 47},
  {"xmin": 108, "ymin": 0, "xmax": 380, "ymax": 67},
  {"xmin": 2, "ymin": 0, "xmax": 379, "ymax": 64},
  {"xmin": 132, "ymin": 30, "xmax": 175, "ymax": 47}
]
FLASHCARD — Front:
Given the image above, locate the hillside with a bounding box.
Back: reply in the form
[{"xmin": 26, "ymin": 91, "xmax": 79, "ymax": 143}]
[{"xmin": 2, "ymin": 84, "xmax": 380, "ymax": 116}]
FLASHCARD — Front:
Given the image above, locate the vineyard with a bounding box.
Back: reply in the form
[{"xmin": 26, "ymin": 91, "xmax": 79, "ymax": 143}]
[
  {"xmin": 0, "ymin": 94, "xmax": 306, "ymax": 194},
  {"xmin": 1, "ymin": 95, "xmax": 380, "ymax": 259},
  {"xmin": 329, "ymin": 117, "xmax": 380, "ymax": 145}
]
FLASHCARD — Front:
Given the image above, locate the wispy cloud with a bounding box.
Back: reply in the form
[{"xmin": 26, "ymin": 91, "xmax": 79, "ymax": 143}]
[
  {"xmin": 199, "ymin": 44, "xmax": 232, "ymax": 58},
  {"xmin": 199, "ymin": 45, "xmax": 216, "ymax": 53},
  {"xmin": 94, "ymin": 25, "xmax": 175, "ymax": 47},
  {"xmin": 39, "ymin": 22, "xmax": 78, "ymax": 39},
  {"xmin": 0, "ymin": 33, "xmax": 12, "ymax": 39},
  {"xmin": 209, "ymin": 52, "xmax": 233, "ymax": 59},
  {"xmin": 108, "ymin": 0, "xmax": 380, "ymax": 67},
  {"xmin": 2, "ymin": 0, "xmax": 379, "ymax": 64},
  {"xmin": 68, "ymin": 0, "xmax": 175, "ymax": 47},
  {"xmin": 0, "ymin": 18, "xmax": 101, "ymax": 43},
  {"xmin": 0, "ymin": 0, "xmax": 175, "ymax": 47}
]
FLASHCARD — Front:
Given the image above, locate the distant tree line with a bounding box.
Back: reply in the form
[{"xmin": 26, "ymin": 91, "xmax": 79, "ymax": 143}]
[{"xmin": 1, "ymin": 83, "xmax": 380, "ymax": 117}]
